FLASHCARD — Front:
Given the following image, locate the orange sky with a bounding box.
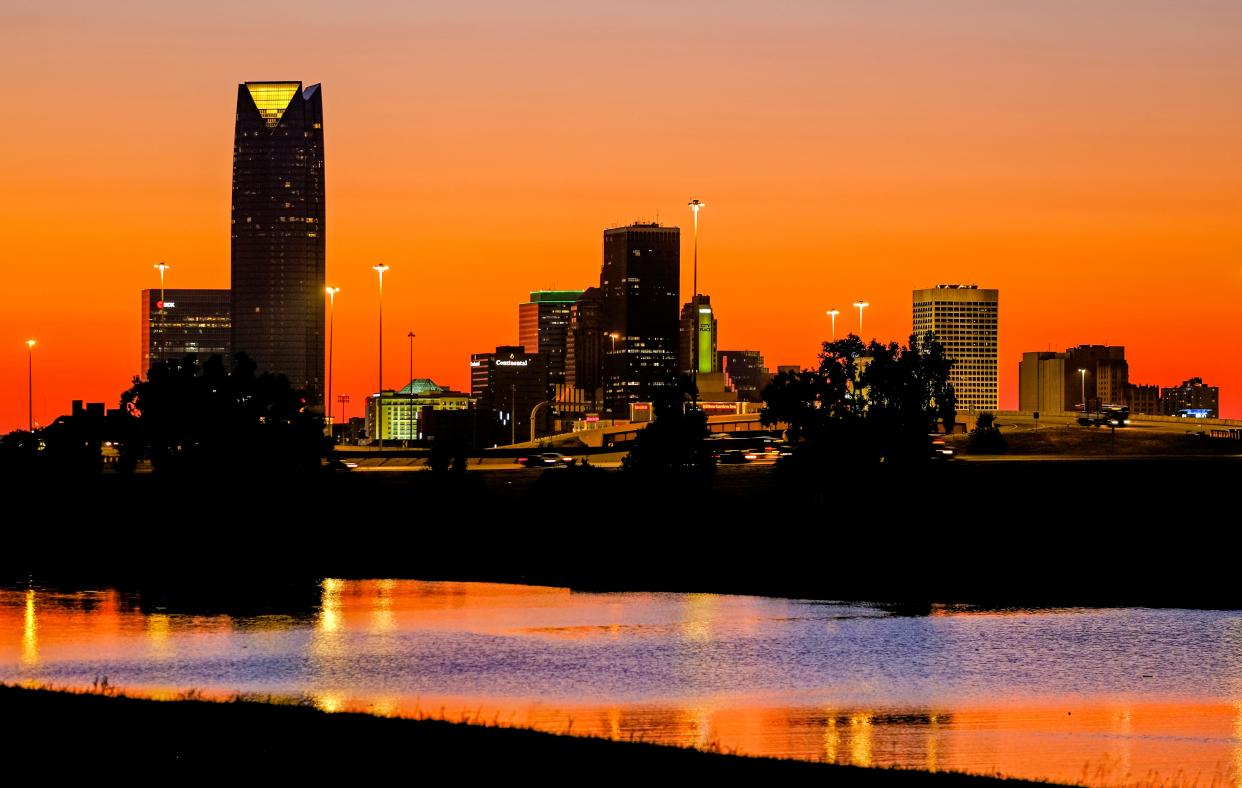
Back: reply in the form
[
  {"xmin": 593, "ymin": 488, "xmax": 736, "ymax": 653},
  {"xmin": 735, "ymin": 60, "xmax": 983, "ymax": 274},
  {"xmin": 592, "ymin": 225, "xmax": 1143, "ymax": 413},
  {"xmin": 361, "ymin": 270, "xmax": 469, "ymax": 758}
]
[{"xmin": 2, "ymin": 0, "xmax": 1240, "ymax": 429}]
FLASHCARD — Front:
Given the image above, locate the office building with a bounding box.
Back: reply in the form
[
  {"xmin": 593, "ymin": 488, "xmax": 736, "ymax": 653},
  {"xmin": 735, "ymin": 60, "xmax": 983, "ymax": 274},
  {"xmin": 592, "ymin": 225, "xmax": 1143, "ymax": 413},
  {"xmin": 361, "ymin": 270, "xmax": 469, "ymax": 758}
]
[
  {"xmin": 230, "ymin": 81, "xmax": 326, "ymax": 404},
  {"xmin": 366, "ymin": 379, "xmax": 471, "ymax": 443},
  {"xmin": 679, "ymin": 294, "xmax": 718, "ymax": 376},
  {"xmin": 1018, "ymin": 345, "xmax": 1128, "ymax": 413},
  {"xmin": 566, "ymin": 287, "xmax": 603, "ymax": 399},
  {"xmin": 518, "ymin": 290, "xmax": 583, "ymax": 386},
  {"xmin": 470, "ymin": 346, "xmax": 549, "ymax": 443},
  {"xmin": 1126, "ymin": 383, "xmax": 1162, "ymax": 416},
  {"xmin": 720, "ymin": 350, "xmax": 771, "ymax": 403},
  {"xmin": 913, "ymin": 284, "xmax": 999, "ymax": 412},
  {"xmin": 1162, "ymin": 377, "xmax": 1219, "ymax": 418},
  {"xmin": 600, "ymin": 223, "xmax": 680, "ymax": 414},
  {"xmin": 140, "ymin": 288, "xmax": 231, "ymax": 376}
]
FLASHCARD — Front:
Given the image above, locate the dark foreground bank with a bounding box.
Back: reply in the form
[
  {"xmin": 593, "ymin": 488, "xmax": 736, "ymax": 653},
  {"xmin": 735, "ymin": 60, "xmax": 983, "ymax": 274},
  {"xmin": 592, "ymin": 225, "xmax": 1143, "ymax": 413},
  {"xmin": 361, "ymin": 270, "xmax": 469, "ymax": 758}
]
[
  {"xmin": 6, "ymin": 456, "xmax": 1241, "ymax": 608},
  {"xmin": 0, "ymin": 686, "xmax": 1060, "ymax": 784}
]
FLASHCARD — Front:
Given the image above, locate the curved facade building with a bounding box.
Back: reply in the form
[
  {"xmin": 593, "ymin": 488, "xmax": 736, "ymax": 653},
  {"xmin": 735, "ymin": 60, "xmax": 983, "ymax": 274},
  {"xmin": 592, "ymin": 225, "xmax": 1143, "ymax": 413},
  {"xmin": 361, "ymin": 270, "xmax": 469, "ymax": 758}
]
[{"xmin": 230, "ymin": 81, "xmax": 325, "ymax": 405}]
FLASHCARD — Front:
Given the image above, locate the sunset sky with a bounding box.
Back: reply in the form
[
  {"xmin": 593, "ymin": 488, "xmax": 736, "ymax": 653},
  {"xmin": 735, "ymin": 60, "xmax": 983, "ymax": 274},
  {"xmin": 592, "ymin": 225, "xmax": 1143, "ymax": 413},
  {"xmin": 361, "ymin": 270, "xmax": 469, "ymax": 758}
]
[{"xmin": 2, "ymin": 0, "xmax": 1240, "ymax": 429}]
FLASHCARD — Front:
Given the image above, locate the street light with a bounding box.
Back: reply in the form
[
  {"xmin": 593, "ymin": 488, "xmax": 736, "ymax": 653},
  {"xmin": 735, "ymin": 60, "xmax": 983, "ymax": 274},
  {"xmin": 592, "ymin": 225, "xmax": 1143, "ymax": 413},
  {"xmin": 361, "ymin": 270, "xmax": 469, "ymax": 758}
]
[
  {"xmin": 372, "ymin": 263, "xmax": 389, "ymax": 450},
  {"xmin": 337, "ymin": 394, "xmax": 351, "ymax": 428},
  {"xmin": 608, "ymin": 332, "xmax": 620, "ymax": 352},
  {"xmin": 826, "ymin": 309, "xmax": 841, "ymax": 340},
  {"xmin": 407, "ymin": 330, "xmax": 416, "ymax": 444},
  {"xmin": 1079, "ymin": 368, "xmax": 1088, "ymax": 412},
  {"xmin": 852, "ymin": 300, "xmax": 869, "ymax": 337},
  {"xmin": 326, "ymin": 286, "xmax": 340, "ymax": 433},
  {"xmin": 154, "ymin": 262, "xmax": 171, "ymax": 365},
  {"xmin": 25, "ymin": 339, "xmax": 35, "ymax": 432}
]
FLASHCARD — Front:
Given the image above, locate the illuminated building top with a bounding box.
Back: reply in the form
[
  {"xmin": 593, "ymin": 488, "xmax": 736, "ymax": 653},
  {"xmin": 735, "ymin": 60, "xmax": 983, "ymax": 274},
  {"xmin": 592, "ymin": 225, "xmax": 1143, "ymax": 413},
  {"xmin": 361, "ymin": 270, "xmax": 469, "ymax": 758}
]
[{"xmin": 244, "ymin": 82, "xmax": 301, "ymax": 128}]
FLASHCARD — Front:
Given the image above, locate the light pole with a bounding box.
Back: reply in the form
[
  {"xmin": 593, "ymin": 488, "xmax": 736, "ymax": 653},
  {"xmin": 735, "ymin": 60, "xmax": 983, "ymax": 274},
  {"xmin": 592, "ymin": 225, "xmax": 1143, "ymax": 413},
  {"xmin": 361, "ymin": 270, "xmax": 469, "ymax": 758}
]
[
  {"xmin": 154, "ymin": 262, "xmax": 171, "ymax": 365},
  {"xmin": 337, "ymin": 394, "xmax": 350, "ymax": 428},
  {"xmin": 25, "ymin": 339, "xmax": 35, "ymax": 432},
  {"xmin": 852, "ymin": 300, "xmax": 869, "ymax": 338},
  {"xmin": 372, "ymin": 263, "xmax": 389, "ymax": 450},
  {"xmin": 688, "ymin": 199, "xmax": 705, "ymax": 377},
  {"xmin": 826, "ymin": 309, "xmax": 840, "ymax": 340},
  {"xmin": 1079, "ymin": 368, "xmax": 1088, "ymax": 413},
  {"xmin": 326, "ymin": 286, "xmax": 340, "ymax": 433},
  {"xmin": 407, "ymin": 331, "xmax": 416, "ymax": 444},
  {"xmin": 510, "ymin": 383, "xmax": 517, "ymax": 446}
]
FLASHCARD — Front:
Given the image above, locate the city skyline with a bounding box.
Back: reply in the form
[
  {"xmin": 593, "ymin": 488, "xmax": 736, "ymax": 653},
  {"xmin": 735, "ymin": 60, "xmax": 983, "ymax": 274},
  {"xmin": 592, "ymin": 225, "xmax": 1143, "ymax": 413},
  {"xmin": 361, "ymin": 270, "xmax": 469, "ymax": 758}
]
[{"xmin": 4, "ymin": 1, "xmax": 1242, "ymax": 429}]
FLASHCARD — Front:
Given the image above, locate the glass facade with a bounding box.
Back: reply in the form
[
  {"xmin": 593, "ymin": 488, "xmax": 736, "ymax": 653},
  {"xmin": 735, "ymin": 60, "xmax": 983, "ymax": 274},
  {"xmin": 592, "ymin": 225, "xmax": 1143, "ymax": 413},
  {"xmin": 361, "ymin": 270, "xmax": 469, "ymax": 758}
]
[
  {"xmin": 231, "ymin": 81, "xmax": 325, "ymax": 405},
  {"xmin": 140, "ymin": 288, "xmax": 231, "ymax": 377},
  {"xmin": 518, "ymin": 290, "xmax": 583, "ymax": 386},
  {"xmin": 600, "ymin": 223, "xmax": 680, "ymax": 414}
]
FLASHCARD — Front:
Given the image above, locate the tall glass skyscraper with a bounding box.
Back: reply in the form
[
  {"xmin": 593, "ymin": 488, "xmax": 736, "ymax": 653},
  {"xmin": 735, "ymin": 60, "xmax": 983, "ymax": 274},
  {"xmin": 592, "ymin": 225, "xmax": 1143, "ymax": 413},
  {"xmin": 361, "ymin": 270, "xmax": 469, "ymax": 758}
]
[
  {"xmin": 600, "ymin": 223, "xmax": 681, "ymax": 414},
  {"xmin": 231, "ymin": 81, "xmax": 325, "ymax": 405}
]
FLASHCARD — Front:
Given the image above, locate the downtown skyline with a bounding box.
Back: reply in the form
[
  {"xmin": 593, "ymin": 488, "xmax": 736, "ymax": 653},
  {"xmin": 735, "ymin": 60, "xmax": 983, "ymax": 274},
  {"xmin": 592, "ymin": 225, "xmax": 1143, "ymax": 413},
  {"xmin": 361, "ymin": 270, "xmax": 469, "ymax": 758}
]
[{"xmin": 4, "ymin": 1, "xmax": 1242, "ymax": 430}]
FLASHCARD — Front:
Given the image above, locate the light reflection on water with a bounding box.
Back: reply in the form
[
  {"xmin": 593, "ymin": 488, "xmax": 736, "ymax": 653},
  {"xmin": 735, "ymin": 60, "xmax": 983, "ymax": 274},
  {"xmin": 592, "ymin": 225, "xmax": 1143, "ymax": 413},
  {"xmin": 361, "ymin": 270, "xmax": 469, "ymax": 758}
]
[{"xmin": 3, "ymin": 579, "xmax": 1242, "ymax": 786}]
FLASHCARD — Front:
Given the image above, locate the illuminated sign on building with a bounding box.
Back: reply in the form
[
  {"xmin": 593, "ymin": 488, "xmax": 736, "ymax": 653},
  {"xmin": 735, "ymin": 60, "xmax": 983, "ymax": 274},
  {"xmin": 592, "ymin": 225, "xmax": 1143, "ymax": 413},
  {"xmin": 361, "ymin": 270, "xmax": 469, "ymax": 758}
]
[
  {"xmin": 495, "ymin": 359, "xmax": 529, "ymax": 367},
  {"xmin": 156, "ymin": 301, "xmax": 176, "ymax": 309}
]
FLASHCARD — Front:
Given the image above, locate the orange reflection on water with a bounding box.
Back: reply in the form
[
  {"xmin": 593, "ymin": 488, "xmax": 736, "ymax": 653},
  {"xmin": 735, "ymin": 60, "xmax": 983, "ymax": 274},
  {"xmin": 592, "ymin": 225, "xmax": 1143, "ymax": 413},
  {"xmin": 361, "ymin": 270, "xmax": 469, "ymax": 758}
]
[
  {"xmin": 22, "ymin": 590, "xmax": 37, "ymax": 666},
  {"xmin": 4, "ymin": 581, "xmax": 1242, "ymax": 787}
]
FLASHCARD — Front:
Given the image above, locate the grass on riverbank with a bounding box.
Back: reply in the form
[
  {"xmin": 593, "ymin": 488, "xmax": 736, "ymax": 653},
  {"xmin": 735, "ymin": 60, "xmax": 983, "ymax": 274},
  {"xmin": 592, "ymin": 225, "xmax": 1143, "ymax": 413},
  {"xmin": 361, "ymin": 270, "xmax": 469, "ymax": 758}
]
[
  {"xmin": 0, "ymin": 684, "xmax": 1063, "ymax": 784},
  {"xmin": 946, "ymin": 424, "xmax": 1239, "ymax": 456}
]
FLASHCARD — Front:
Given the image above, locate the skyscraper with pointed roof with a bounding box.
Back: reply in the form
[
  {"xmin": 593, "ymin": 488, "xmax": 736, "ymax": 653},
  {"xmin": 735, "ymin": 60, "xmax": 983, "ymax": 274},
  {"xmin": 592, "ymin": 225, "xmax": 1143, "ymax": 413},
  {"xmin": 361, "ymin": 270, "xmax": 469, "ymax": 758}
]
[{"xmin": 230, "ymin": 81, "xmax": 325, "ymax": 405}]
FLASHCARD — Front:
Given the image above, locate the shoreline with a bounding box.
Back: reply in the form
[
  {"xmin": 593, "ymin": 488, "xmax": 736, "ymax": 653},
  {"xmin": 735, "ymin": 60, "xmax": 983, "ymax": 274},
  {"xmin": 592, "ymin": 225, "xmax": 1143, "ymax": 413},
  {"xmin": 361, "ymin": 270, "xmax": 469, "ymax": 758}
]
[{"xmin": 0, "ymin": 684, "xmax": 1064, "ymax": 784}]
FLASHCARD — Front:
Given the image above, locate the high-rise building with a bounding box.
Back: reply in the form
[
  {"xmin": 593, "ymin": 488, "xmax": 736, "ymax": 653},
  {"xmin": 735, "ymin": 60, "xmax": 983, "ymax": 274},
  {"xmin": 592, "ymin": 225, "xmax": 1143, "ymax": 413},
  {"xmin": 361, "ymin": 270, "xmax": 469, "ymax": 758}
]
[
  {"xmin": 470, "ymin": 346, "xmax": 549, "ymax": 444},
  {"xmin": 518, "ymin": 290, "xmax": 583, "ymax": 386},
  {"xmin": 140, "ymin": 288, "xmax": 231, "ymax": 376},
  {"xmin": 720, "ymin": 350, "xmax": 771, "ymax": 403},
  {"xmin": 1018, "ymin": 345, "xmax": 1128, "ymax": 413},
  {"xmin": 912, "ymin": 285, "xmax": 999, "ymax": 412},
  {"xmin": 1162, "ymin": 377, "xmax": 1219, "ymax": 418},
  {"xmin": 679, "ymin": 294, "xmax": 718, "ymax": 376},
  {"xmin": 600, "ymin": 223, "xmax": 680, "ymax": 414},
  {"xmin": 566, "ymin": 287, "xmax": 603, "ymax": 399},
  {"xmin": 230, "ymin": 81, "xmax": 325, "ymax": 405}
]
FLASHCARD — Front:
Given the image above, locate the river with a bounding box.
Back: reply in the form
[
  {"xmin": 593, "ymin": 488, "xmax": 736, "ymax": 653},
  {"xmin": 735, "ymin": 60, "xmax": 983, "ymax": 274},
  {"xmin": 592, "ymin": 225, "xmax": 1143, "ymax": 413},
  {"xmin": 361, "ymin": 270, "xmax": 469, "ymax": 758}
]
[{"xmin": 3, "ymin": 579, "xmax": 1241, "ymax": 786}]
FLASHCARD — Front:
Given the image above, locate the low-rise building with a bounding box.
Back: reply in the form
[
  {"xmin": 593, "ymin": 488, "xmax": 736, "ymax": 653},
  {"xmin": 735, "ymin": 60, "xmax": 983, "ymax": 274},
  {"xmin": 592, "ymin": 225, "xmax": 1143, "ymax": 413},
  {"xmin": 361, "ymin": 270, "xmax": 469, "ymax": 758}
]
[
  {"xmin": 366, "ymin": 379, "xmax": 471, "ymax": 442},
  {"xmin": 1162, "ymin": 377, "xmax": 1219, "ymax": 418}
]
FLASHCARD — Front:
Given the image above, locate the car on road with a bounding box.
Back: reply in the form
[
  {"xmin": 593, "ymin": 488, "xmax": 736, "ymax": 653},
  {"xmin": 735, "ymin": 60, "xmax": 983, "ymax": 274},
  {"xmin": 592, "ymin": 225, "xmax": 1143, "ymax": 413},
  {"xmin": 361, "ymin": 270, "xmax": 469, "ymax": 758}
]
[
  {"xmin": 712, "ymin": 449, "xmax": 753, "ymax": 464},
  {"xmin": 518, "ymin": 452, "xmax": 575, "ymax": 467},
  {"xmin": 929, "ymin": 436, "xmax": 954, "ymax": 460}
]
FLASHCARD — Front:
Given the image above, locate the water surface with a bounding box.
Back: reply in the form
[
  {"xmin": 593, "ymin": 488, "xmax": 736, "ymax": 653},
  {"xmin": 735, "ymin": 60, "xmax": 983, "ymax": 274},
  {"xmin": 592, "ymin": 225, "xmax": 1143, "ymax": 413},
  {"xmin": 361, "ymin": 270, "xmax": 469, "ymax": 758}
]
[{"xmin": 3, "ymin": 580, "xmax": 1241, "ymax": 786}]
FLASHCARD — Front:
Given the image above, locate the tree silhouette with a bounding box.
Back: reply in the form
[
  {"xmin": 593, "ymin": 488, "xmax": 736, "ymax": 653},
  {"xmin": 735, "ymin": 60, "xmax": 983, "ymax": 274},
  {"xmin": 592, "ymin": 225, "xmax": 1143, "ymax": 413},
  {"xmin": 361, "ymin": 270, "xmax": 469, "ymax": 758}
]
[
  {"xmin": 622, "ymin": 374, "xmax": 714, "ymax": 478},
  {"xmin": 968, "ymin": 411, "xmax": 1007, "ymax": 454},
  {"xmin": 120, "ymin": 353, "xmax": 327, "ymax": 475},
  {"xmin": 761, "ymin": 332, "xmax": 955, "ymax": 467}
]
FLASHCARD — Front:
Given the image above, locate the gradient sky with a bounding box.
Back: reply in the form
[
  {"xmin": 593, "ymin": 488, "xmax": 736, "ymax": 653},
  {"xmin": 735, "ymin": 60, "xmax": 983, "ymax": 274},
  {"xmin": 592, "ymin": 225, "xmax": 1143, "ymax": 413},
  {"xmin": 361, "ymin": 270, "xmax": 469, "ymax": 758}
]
[{"xmin": 2, "ymin": 0, "xmax": 1240, "ymax": 429}]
